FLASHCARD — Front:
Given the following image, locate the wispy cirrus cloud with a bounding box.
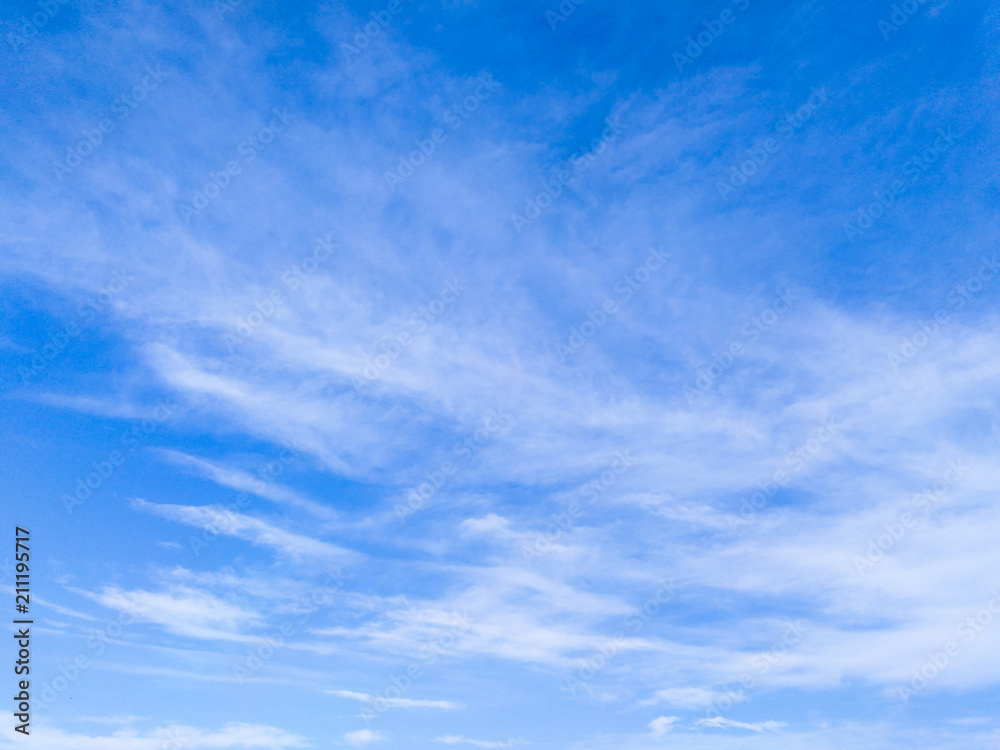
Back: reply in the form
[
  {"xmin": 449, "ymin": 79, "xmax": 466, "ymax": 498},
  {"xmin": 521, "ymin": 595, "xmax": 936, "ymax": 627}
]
[
  {"xmin": 435, "ymin": 735, "xmax": 520, "ymax": 748},
  {"xmin": 2, "ymin": 0, "xmax": 998, "ymax": 748},
  {"xmin": 94, "ymin": 585, "xmax": 261, "ymax": 642},
  {"xmin": 131, "ymin": 498, "xmax": 353, "ymax": 562},
  {"xmin": 694, "ymin": 716, "xmax": 786, "ymax": 733},
  {"xmin": 326, "ymin": 689, "xmax": 461, "ymax": 710},
  {"xmin": 154, "ymin": 448, "xmax": 336, "ymax": 521}
]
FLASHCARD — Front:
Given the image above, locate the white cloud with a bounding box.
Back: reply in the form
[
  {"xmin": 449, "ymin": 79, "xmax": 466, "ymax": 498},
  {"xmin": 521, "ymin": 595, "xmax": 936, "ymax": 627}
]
[
  {"xmin": 310, "ymin": 573, "xmax": 652, "ymax": 669},
  {"xmin": 642, "ymin": 687, "xmax": 742, "ymax": 710},
  {"xmin": 344, "ymin": 729, "xmax": 382, "ymax": 745},
  {"xmin": 155, "ymin": 449, "xmax": 336, "ymax": 522},
  {"xmin": 4, "ymin": 4, "xmax": 999, "ymax": 747},
  {"xmin": 325, "ymin": 689, "xmax": 460, "ymax": 710},
  {"xmin": 132, "ymin": 498, "xmax": 352, "ymax": 562},
  {"xmin": 461, "ymin": 514, "xmax": 513, "ymax": 536},
  {"xmin": 648, "ymin": 716, "xmax": 680, "ymax": 737},
  {"xmin": 695, "ymin": 717, "xmax": 786, "ymax": 732},
  {"xmin": 0, "ymin": 722, "xmax": 306, "ymax": 749},
  {"xmin": 435, "ymin": 735, "xmax": 519, "ymax": 748},
  {"xmin": 95, "ymin": 585, "xmax": 260, "ymax": 641}
]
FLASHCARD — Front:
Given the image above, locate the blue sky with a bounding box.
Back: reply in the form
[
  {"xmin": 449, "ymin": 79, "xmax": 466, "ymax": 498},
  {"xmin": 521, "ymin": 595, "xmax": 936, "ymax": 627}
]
[{"xmin": 1, "ymin": 0, "xmax": 999, "ymax": 747}]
